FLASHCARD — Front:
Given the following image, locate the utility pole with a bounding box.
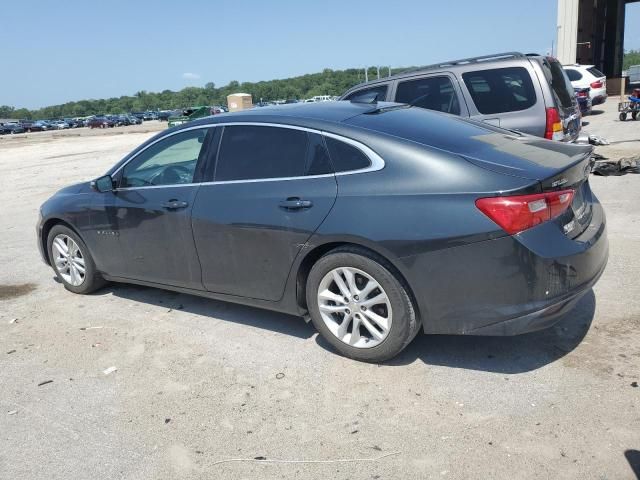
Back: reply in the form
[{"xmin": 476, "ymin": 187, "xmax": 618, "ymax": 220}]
[
  {"xmin": 376, "ymin": 66, "xmax": 380, "ymax": 79},
  {"xmin": 388, "ymin": 66, "xmax": 391, "ymax": 77},
  {"xmin": 364, "ymin": 67, "xmax": 368, "ymax": 83}
]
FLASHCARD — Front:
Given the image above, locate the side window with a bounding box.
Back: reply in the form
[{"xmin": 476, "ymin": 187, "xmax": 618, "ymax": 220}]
[
  {"xmin": 121, "ymin": 128, "xmax": 210, "ymax": 188},
  {"xmin": 306, "ymin": 133, "xmax": 333, "ymax": 176},
  {"xmin": 325, "ymin": 137, "xmax": 370, "ymax": 172},
  {"xmin": 462, "ymin": 67, "xmax": 537, "ymax": 114},
  {"xmin": 395, "ymin": 76, "xmax": 461, "ymax": 115},
  {"xmin": 565, "ymin": 69, "xmax": 582, "ymax": 81},
  {"xmin": 344, "ymin": 85, "xmax": 388, "ymax": 103},
  {"xmin": 215, "ymin": 126, "xmax": 309, "ymax": 181}
]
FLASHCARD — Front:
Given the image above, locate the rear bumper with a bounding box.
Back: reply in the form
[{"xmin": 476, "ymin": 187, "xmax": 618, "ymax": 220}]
[
  {"xmin": 402, "ymin": 197, "xmax": 608, "ymax": 336},
  {"xmin": 591, "ymin": 91, "xmax": 607, "ymax": 105},
  {"xmin": 467, "ymin": 254, "xmax": 605, "ymax": 335}
]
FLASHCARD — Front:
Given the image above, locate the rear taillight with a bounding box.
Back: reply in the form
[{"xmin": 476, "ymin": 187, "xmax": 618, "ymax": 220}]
[
  {"xmin": 590, "ymin": 80, "xmax": 603, "ymax": 89},
  {"xmin": 544, "ymin": 107, "xmax": 563, "ymax": 141},
  {"xmin": 577, "ymin": 90, "xmax": 588, "ymax": 97},
  {"xmin": 475, "ymin": 190, "xmax": 575, "ymax": 235}
]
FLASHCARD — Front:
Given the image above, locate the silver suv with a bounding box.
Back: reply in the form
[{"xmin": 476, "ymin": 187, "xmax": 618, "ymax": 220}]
[{"xmin": 340, "ymin": 52, "xmax": 583, "ymax": 142}]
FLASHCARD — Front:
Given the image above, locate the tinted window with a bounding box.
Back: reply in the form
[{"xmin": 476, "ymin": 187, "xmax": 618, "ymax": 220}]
[
  {"xmin": 565, "ymin": 69, "xmax": 583, "ymax": 81},
  {"xmin": 216, "ymin": 126, "xmax": 308, "ymax": 181},
  {"xmin": 306, "ymin": 134, "xmax": 333, "ymax": 175},
  {"xmin": 395, "ymin": 76, "xmax": 461, "ymax": 115},
  {"xmin": 344, "ymin": 85, "xmax": 388, "ymax": 103},
  {"xmin": 121, "ymin": 128, "xmax": 209, "ymax": 187},
  {"xmin": 325, "ymin": 137, "xmax": 370, "ymax": 172},
  {"xmin": 587, "ymin": 67, "xmax": 604, "ymax": 78},
  {"xmin": 463, "ymin": 67, "xmax": 536, "ymax": 114},
  {"xmin": 541, "ymin": 59, "xmax": 574, "ymax": 108}
]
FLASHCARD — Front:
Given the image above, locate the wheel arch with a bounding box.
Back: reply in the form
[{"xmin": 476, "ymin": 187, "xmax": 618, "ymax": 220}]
[
  {"xmin": 294, "ymin": 240, "xmax": 422, "ymax": 325},
  {"xmin": 41, "ymin": 217, "xmax": 83, "ymax": 265}
]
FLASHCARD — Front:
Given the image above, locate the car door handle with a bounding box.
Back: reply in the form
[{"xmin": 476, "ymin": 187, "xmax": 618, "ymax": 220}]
[
  {"xmin": 279, "ymin": 198, "xmax": 313, "ymax": 210},
  {"xmin": 161, "ymin": 199, "xmax": 189, "ymax": 210}
]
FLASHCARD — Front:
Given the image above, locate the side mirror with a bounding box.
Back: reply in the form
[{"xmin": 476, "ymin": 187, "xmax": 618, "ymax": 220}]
[{"xmin": 92, "ymin": 174, "xmax": 114, "ymax": 193}]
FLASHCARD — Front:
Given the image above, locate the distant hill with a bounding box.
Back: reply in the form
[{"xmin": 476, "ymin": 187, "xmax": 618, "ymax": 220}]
[{"xmin": 0, "ymin": 66, "xmax": 408, "ymax": 120}]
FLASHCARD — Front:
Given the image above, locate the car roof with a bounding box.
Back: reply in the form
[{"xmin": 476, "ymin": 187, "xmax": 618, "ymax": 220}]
[
  {"xmin": 341, "ymin": 51, "xmax": 540, "ymax": 95},
  {"xmin": 188, "ymin": 101, "xmax": 399, "ymax": 128}
]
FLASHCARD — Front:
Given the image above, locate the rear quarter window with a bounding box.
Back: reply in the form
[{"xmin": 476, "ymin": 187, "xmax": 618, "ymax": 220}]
[
  {"xmin": 324, "ymin": 137, "xmax": 370, "ymax": 172},
  {"xmin": 587, "ymin": 67, "xmax": 604, "ymax": 78},
  {"xmin": 565, "ymin": 69, "xmax": 583, "ymax": 81},
  {"xmin": 462, "ymin": 67, "xmax": 536, "ymax": 114}
]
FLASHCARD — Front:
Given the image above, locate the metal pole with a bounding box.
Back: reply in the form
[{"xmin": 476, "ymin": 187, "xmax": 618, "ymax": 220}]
[
  {"xmin": 376, "ymin": 66, "xmax": 380, "ymax": 79},
  {"xmin": 388, "ymin": 66, "xmax": 391, "ymax": 77},
  {"xmin": 364, "ymin": 67, "xmax": 368, "ymax": 83}
]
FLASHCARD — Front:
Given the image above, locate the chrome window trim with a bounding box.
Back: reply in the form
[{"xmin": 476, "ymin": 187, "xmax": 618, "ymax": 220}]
[{"xmin": 112, "ymin": 121, "xmax": 385, "ymax": 191}]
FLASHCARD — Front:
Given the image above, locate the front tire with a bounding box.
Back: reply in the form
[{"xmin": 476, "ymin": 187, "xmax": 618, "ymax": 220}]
[
  {"xmin": 306, "ymin": 247, "xmax": 419, "ymax": 362},
  {"xmin": 47, "ymin": 225, "xmax": 106, "ymax": 294}
]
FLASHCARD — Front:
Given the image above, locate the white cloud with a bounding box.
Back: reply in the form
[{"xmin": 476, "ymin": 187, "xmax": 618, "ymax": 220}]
[{"xmin": 182, "ymin": 72, "xmax": 201, "ymax": 80}]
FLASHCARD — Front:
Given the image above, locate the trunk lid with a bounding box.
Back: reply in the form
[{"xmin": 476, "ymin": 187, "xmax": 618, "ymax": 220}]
[{"xmin": 461, "ymin": 133, "xmax": 594, "ymax": 237}]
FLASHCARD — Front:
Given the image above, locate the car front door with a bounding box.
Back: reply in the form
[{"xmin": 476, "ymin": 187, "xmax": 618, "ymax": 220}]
[
  {"xmin": 91, "ymin": 126, "xmax": 215, "ymax": 289},
  {"xmin": 191, "ymin": 124, "xmax": 338, "ymax": 301}
]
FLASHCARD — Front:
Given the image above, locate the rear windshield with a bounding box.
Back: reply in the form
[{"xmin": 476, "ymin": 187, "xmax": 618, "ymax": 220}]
[
  {"xmin": 587, "ymin": 67, "xmax": 604, "ymax": 78},
  {"xmin": 346, "ymin": 106, "xmax": 508, "ymax": 152},
  {"xmin": 462, "ymin": 67, "xmax": 536, "ymax": 114},
  {"xmin": 541, "ymin": 59, "xmax": 575, "ymax": 108}
]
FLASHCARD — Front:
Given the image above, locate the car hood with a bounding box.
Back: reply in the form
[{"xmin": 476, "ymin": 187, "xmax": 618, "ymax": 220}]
[{"xmin": 55, "ymin": 181, "xmax": 92, "ymax": 195}]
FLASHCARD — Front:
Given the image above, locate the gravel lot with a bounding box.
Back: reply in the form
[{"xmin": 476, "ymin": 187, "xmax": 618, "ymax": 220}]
[{"xmin": 1, "ymin": 106, "xmax": 639, "ymax": 480}]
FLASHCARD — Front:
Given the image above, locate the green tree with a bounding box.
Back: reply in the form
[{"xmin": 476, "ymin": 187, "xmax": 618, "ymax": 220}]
[{"xmin": 624, "ymin": 49, "xmax": 640, "ymax": 70}]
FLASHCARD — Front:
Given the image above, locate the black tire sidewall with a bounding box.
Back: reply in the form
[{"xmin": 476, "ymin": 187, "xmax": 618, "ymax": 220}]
[
  {"xmin": 306, "ymin": 249, "xmax": 416, "ymax": 362},
  {"xmin": 47, "ymin": 225, "xmax": 103, "ymax": 294}
]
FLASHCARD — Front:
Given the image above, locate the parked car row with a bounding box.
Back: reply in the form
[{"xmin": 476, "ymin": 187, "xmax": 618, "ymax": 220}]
[{"xmin": 0, "ymin": 110, "xmax": 179, "ymax": 134}]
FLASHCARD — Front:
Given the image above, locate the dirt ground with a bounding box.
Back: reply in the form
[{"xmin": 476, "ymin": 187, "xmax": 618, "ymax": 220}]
[{"xmin": 0, "ymin": 106, "xmax": 639, "ymax": 480}]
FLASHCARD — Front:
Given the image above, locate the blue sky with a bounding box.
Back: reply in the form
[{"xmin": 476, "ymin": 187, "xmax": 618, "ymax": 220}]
[{"xmin": 2, "ymin": 0, "xmax": 639, "ymax": 109}]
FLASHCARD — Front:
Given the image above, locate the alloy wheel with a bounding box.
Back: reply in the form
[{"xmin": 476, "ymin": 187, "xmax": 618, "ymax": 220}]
[
  {"xmin": 52, "ymin": 234, "xmax": 86, "ymax": 286},
  {"xmin": 317, "ymin": 267, "xmax": 392, "ymax": 348}
]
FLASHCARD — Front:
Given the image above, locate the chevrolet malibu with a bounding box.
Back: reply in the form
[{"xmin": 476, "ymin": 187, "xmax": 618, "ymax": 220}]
[{"xmin": 37, "ymin": 101, "xmax": 608, "ymax": 362}]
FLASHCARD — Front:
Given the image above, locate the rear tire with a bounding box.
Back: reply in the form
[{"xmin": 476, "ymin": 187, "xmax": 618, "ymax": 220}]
[
  {"xmin": 633, "ymin": 111, "xmax": 638, "ymax": 121},
  {"xmin": 47, "ymin": 225, "xmax": 106, "ymax": 294},
  {"xmin": 306, "ymin": 246, "xmax": 419, "ymax": 362},
  {"xmin": 620, "ymin": 112, "xmax": 627, "ymax": 121}
]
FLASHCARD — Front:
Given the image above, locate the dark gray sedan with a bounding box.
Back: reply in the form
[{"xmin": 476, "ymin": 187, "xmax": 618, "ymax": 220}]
[{"xmin": 37, "ymin": 101, "xmax": 608, "ymax": 362}]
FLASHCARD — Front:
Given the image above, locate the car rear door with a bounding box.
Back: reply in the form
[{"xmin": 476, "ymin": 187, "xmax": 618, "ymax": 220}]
[
  {"xmin": 393, "ymin": 73, "xmax": 467, "ymax": 116},
  {"xmin": 191, "ymin": 124, "xmax": 337, "ymax": 301},
  {"xmin": 460, "ymin": 64, "xmax": 547, "ymax": 135}
]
